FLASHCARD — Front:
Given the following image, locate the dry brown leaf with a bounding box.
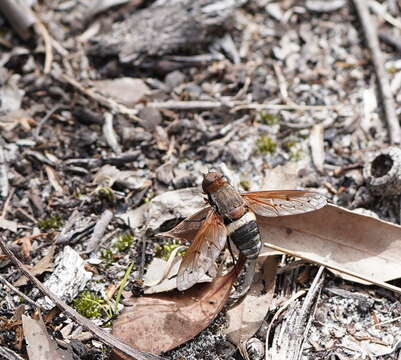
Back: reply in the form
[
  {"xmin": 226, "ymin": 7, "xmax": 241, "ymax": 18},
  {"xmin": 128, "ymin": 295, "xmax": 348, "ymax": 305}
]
[
  {"xmin": 91, "ymin": 78, "xmax": 150, "ymax": 106},
  {"xmin": 225, "ymin": 256, "xmax": 279, "ymax": 358},
  {"xmin": 259, "ymin": 204, "xmax": 401, "ymax": 286},
  {"xmin": 111, "ymin": 260, "xmax": 244, "ymax": 357},
  {"xmin": 22, "ymin": 313, "xmax": 74, "ymax": 360},
  {"xmin": 14, "ymin": 246, "xmax": 55, "ymax": 287}
]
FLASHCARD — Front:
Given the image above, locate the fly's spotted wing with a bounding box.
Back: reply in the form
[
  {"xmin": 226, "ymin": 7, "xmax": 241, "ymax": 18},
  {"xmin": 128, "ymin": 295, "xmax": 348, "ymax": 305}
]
[
  {"xmin": 177, "ymin": 210, "xmax": 227, "ymax": 291},
  {"xmin": 157, "ymin": 206, "xmax": 211, "ymax": 243},
  {"xmin": 242, "ymin": 190, "xmax": 326, "ymax": 217}
]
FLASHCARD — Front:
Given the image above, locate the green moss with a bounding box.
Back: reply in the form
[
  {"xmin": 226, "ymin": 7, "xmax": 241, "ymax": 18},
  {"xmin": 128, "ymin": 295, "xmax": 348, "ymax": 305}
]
[
  {"xmin": 282, "ymin": 139, "xmax": 298, "ymax": 151},
  {"xmin": 101, "ymin": 249, "xmax": 115, "ymax": 265},
  {"xmin": 240, "ymin": 180, "xmax": 250, "ymax": 191},
  {"xmin": 255, "ymin": 136, "xmax": 277, "ymax": 154},
  {"xmin": 155, "ymin": 240, "xmax": 185, "ymax": 261},
  {"xmin": 387, "ymin": 66, "xmax": 398, "ymax": 74},
  {"xmin": 73, "ymin": 291, "xmax": 106, "ymax": 319},
  {"xmin": 37, "ymin": 215, "xmax": 63, "ymax": 230},
  {"xmin": 289, "ymin": 149, "xmax": 304, "ymax": 160},
  {"xmin": 256, "ymin": 112, "xmax": 279, "ymax": 125},
  {"xmin": 282, "ymin": 138, "xmax": 304, "ymax": 160},
  {"xmin": 144, "ymin": 190, "xmax": 155, "ymax": 203},
  {"xmin": 96, "ymin": 186, "xmax": 114, "ymax": 202},
  {"xmin": 114, "ymin": 233, "xmax": 134, "ymax": 252}
]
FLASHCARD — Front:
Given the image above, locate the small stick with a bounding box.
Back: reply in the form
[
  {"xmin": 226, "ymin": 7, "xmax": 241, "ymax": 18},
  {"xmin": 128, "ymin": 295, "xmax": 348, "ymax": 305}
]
[
  {"xmin": 352, "ymin": 0, "xmax": 401, "ymax": 145},
  {"xmin": 0, "ymin": 0, "xmax": 35, "ymax": 39},
  {"xmin": 34, "ymin": 20, "xmax": 53, "ymax": 74},
  {"xmin": 0, "ymin": 144, "xmax": 10, "ymax": 199},
  {"xmin": 59, "ymin": 74, "xmax": 143, "ymax": 124},
  {"xmin": 146, "ymin": 100, "xmax": 342, "ymax": 112},
  {"xmin": 231, "ymin": 103, "xmax": 342, "ymax": 112},
  {"xmin": 0, "ymin": 236, "xmax": 164, "ymax": 360},
  {"xmin": 85, "ymin": 209, "xmax": 114, "ymax": 254},
  {"xmin": 0, "ymin": 274, "xmax": 42, "ymax": 310}
]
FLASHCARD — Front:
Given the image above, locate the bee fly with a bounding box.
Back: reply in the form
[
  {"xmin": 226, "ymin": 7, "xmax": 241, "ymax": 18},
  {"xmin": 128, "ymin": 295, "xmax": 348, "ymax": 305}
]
[{"xmin": 159, "ymin": 171, "xmax": 326, "ymax": 291}]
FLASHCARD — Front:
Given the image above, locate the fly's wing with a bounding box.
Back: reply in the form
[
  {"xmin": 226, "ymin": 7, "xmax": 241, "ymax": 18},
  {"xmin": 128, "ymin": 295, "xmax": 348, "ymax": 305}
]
[
  {"xmin": 177, "ymin": 210, "xmax": 227, "ymax": 291},
  {"xmin": 242, "ymin": 190, "xmax": 326, "ymax": 217},
  {"xmin": 157, "ymin": 206, "xmax": 212, "ymax": 243}
]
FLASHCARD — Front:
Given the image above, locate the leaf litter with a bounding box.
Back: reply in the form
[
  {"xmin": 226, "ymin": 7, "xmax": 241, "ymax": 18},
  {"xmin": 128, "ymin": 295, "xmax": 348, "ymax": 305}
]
[{"xmin": 111, "ymin": 258, "xmax": 244, "ymax": 357}]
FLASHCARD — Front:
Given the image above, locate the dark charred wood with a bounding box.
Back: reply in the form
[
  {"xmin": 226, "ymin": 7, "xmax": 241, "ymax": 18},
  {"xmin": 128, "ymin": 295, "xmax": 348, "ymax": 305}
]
[
  {"xmin": 363, "ymin": 147, "xmax": 401, "ymax": 196},
  {"xmin": 89, "ymin": 0, "xmax": 246, "ymax": 65}
]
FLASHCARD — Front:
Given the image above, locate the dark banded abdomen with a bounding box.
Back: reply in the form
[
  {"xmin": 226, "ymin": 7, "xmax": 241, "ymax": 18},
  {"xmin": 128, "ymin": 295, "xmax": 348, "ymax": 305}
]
[{"xmin": 228, "ymin": 214, "xmax": 261, "ymax": 259}]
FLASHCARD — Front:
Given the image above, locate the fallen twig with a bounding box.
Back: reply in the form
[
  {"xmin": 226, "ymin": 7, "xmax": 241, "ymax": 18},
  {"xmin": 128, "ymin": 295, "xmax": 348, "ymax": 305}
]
[
  {"xmin": 352, "ymin": 0, "xmax": 401, "ymax": 144},
  {"xmin": 0, "ymin": 274, "xmax": 41, "ymax": 309},
  {"xmin": 0, "ymin": 235, "xmax": 164, "ymax": 360},
  {"xmin": 0, "ymin": 0, "xmax": 35, "ymax": 39},
  {"xmin": 0, "ymin": 143, "xmax": 9, "ymax": 199},
  {"xmin": 368, "ymin": 0, "xmax": 401, "ymax": 31},
  {"xmin": 85, "ymin": 209, "xmax": 114, "ymax": 253},
  {"xmin": 146, "ymin": 100, "xmax": 342, "ymax": 112},
  {"xmin": 34, "ymin": 19, "xmax": 53, "ymax": 74},
  {"xmin": 59, "ymin": 74, "xmax": 144, "ymax": 124}
]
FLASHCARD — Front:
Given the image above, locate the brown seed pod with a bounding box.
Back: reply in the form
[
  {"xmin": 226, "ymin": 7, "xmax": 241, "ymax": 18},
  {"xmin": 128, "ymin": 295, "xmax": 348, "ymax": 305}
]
[{"xmin": 363, "ymin": 146, "xmax": 401, "ymax": 196}]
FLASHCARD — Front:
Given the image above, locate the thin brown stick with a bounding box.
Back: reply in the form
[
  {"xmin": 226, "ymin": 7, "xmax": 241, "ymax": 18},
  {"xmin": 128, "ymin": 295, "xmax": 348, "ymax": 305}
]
[
  {"xmin": 0, "ymin": 274, "xmax": 41, "ymax": 309},
  {"xmin": 34, "ymin": 20, "xmax": 53, "ymax": 74},
  {"xmin": 146, "ymin": 100, "xmax": 341, "ymax": 112},
  {"xmin": 59, "ymin": 74, "xmax": 144, "ymax": 124},
  {"xmin": 352, "ymin": 0, "xmax": 401, "ymax": 145},
  {"xmin": 0, "ymin": 236, "xmax": 164, "ymax": 360},
  {"xmin": 0, "ymin": 0, "xmax": 35, "ymax": 39}
]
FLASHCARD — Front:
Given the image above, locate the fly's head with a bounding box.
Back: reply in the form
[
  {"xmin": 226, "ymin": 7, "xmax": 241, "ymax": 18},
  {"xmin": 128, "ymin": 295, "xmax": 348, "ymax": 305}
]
[{"xmin": 202, "ymin": 171, "xmax": 229, "ymax": 195}]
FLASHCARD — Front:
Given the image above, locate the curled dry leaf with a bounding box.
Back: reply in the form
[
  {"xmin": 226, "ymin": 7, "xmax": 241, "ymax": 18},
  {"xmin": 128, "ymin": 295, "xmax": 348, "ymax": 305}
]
[
  {"xmin": 119, "ymin": 188, "xmax": 205, "ymax": 232},
  {"xmin": 111, "ymin": 259, "xmax": 244, "ymax": 358},
  {"xmin": 259, "ymin": 204, "xmax": 401, "ymax": 286},
  {"xmin": 14, "ymin": 246, "xmax": 55, "ymax": 287},
  {"xmin": 225, "ymin": 256, "xmax": 279, "ymax": 358}
]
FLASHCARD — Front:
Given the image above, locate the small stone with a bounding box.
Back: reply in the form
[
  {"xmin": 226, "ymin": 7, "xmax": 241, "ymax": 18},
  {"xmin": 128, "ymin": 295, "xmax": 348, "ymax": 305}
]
[
  {"xmin": 165, "ymin": 70, "xmax": 186, "ymax": 89},
  {"xmin": 305, "ymin": 0, "xmax": 346, "ymax": 13},
  {"xmin": 138, "ymin": 107, "xmax": 162, "ymax": 131}
]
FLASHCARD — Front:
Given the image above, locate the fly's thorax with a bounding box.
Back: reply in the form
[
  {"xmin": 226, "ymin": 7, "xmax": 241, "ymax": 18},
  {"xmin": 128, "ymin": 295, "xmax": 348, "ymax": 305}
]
[{"xmin": 208, "ymin": 183, "xmax": 246, "ymax": 221}]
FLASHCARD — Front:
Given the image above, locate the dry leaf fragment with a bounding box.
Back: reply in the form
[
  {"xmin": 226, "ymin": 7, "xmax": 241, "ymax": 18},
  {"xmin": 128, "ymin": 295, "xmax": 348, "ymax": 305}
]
[
  {"xmin": 22, "ymin": 313, "xmax": 74, "ymax": 360},
  {"xmin": 119, "ymin": 188, "xmax": 205, "ymax": 232},
  {"xmin": 91, "ymin": 78, "xmax": 150, "ymax": 106},
  {"xmin": 0, "ymin": 216, "xmax": 18, "ymax": 232},
  {"xmin": 225, "ymin": 256, "xmax": 279, "ymax": 358},
  {"xmin": 14, "ymin": 246, "xmax": 55, "ymax": 287},
  {"xmin": 259, "ymin": 204, "xmax": 401, "ymax": 285},
  {"xmin": 93, "ymin": 164, "xmax": 152, "ymax": 191},
  {"xmin": 112, "ymin": 260, "xmax": 244, "ymax": 357}
]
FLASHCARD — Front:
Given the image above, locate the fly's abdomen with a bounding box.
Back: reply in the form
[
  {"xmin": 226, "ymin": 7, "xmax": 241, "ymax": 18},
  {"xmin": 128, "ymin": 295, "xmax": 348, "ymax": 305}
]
[{"xmin": 227, "ymin": 212, "xmax": 261, "ymax": 259}]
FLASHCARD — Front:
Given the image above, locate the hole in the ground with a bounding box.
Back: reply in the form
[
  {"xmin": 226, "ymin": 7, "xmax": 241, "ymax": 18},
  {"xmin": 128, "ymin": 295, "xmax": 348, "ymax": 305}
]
[{"xmin": 371, "ymin": 154, "xmax": 393, "ymax": 178}]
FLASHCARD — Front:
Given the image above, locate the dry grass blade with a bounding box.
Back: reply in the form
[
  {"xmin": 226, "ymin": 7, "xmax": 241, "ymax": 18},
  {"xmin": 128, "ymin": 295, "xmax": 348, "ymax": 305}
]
[
  {"xmin": 111, "ymin": 259, "xmax": 244, "ymax": 357},
  {"xmin": 259, "ymin": 204, "xmax": 401, "ymax": 293}
]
